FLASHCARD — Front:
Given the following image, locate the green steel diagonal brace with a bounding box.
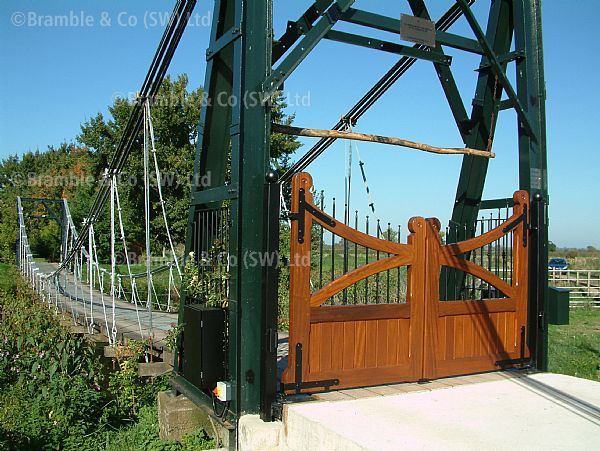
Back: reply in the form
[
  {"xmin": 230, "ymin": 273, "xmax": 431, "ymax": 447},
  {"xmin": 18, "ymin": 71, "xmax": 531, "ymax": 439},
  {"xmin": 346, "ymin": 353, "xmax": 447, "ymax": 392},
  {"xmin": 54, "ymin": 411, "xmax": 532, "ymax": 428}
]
[
  {"xmin": 262, "ymin": 0, "xmax": 355, "ymax": 99},
  {"xmin": 273, "ymin": 0, "xmax": 334, "ymax": 63},
  {"xmin": 455, "ymin": 0, "xmax": 536, "ymax": 140},
  {"xmin": 408, "ymin": 0, "xmax": 471, "ymax": 139},
  {"xmin": 324, "ymin": 30, "xmax": 451, "ymax": 64}
]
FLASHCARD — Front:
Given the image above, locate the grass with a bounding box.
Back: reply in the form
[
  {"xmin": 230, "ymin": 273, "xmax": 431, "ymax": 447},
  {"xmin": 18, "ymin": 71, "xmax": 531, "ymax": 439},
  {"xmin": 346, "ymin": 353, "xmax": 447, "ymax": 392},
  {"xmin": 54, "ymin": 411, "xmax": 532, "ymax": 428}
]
[{"xmin": 548, "ymin": 309, "xmax": 600, "ymax": 382}]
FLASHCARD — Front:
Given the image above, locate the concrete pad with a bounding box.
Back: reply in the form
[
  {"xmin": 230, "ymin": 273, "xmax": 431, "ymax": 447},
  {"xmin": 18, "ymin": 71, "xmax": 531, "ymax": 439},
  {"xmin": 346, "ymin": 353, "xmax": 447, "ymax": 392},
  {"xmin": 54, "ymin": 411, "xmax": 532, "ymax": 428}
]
[
  {"xmin": 314, "ymin": 391, "xmax": 355, "ymax": 402},
  {"xmin": 337, "ymin": 388, "xmax": 380, "ymax": 399},
  {"xmin": 360, "ymin": 385, "xmax": 405, "ymax": 397},
  {"xmin": 384, "ymin": 383, "xmax": 431, "ymax": 394},
  {"xmin": 238, "ymin": 415, "xmax": 286, "ymax": 451},
  {"xmin": 284, "ymin": 373, "xmax": 600, "ymax": 451}
]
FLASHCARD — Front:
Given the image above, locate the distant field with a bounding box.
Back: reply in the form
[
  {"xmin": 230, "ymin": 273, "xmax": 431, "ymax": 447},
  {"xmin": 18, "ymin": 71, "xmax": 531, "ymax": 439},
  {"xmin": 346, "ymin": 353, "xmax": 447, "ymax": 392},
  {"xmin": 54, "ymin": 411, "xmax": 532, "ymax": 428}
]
[
  {"xmin": 548, "ymin": 309, "xmax": 600, "ymax": 382},
  {"xmin": 550, "ymin": 249, "xmax": 600, "ymax": 270}
]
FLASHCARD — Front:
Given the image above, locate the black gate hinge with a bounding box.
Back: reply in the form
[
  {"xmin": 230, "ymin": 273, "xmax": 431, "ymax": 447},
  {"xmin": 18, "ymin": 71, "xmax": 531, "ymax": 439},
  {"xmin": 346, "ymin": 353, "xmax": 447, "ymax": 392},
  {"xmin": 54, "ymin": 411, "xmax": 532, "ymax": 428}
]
[
  {"xmin": 287, "ymin": 188, "xmax": 336, "ymax": 244},
  {"xmin": 280, "ymin": 343, "xmax": 339, "ymax": 394}
]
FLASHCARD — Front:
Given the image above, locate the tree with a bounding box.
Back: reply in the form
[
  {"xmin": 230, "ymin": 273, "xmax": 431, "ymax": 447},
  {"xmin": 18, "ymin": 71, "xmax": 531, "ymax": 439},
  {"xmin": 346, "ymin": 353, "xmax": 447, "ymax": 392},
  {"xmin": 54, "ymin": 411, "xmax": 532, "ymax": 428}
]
[
  {"xmin": 78, "ymin": 75, "xmax": 301, "ymax": 260},
  {"xmin": 0, "ymin": 74, "xmax": 302, "ymax": 264}
]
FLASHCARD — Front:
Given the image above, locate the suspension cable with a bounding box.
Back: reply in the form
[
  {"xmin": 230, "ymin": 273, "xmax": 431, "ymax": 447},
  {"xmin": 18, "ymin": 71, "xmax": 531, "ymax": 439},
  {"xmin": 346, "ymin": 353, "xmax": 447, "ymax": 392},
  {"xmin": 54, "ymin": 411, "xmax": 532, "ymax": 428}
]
[{"xmin": 53, "ymin": 0, "xmax": 197, "ymax": 276}]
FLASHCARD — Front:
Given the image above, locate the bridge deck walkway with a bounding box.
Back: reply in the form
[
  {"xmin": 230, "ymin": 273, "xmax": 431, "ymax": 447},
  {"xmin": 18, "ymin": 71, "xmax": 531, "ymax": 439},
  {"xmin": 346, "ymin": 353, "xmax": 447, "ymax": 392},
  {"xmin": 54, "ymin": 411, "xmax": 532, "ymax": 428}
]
[{"xmin": 36, "ymin": 262, "xmax": 177, "ymax": 348}]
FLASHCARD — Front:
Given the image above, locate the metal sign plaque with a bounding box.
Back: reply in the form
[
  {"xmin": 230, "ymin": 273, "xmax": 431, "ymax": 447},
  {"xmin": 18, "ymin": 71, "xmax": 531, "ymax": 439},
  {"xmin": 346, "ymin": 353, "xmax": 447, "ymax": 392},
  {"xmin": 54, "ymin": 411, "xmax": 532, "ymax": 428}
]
[{"xmin": 400, "ymin": 13, "xmax": 436, "ymax": 47}]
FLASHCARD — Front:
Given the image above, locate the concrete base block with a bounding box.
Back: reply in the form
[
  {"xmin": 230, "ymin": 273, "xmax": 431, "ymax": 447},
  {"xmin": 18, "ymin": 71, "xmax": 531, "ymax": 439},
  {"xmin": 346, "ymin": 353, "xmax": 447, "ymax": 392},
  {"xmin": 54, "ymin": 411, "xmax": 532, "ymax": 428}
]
[
  {"xmin": 103, "ymin": 346, "xmax": 136, "ymax": 359},
  {"xmin": 138, "ymin": 361, "xmax": 172, "ymax": 377},
  {"xmin": 162, "ymin": 349, "xmax": 174, "ymax": 365},
  {"xmin": 157, "ymin": 391, "xmax": 230, "ymax": 447},
  {"xmin": 238, "ymin": 415, "xmax": 287, "ymax": 451}
]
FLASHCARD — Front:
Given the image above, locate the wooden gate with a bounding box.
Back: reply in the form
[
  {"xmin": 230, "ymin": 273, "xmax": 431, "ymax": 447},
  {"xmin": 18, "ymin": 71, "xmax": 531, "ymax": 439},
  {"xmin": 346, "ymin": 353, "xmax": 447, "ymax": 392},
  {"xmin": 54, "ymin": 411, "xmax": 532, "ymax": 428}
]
[{"xmin": 282, "ymin": 172, "xmax": 529, "ymax": 394}]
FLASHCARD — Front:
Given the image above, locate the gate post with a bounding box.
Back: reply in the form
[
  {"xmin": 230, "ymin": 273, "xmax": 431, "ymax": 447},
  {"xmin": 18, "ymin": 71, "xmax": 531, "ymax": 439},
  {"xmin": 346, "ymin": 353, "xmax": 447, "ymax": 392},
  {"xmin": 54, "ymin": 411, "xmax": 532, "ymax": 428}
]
[
  {"xmin": 406, "ymin": 216, "xmax": 428, "ymax": 381},
  {"xmin": 421, "ymin": 218, "xmax": 443, "ymax": 380},
  {"xmin": 530, "ymin": 193, "xmax": 548, "ymax": 370},
  {"xmin": 282, "ymin": 173, "xmax": 313, "ymax": 391},
  {"xmin": 261, "ymin": 171, "xmax": 280, "ymax": 420}
]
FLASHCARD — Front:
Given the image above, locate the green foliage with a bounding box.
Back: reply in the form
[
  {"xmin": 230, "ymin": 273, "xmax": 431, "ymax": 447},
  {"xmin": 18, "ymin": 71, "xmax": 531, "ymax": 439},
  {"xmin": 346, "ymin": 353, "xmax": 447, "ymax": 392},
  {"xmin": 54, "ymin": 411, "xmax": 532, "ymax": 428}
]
[
  {"xmin": 0, "ymin": 267, "xmax": 105, "ymax": 449},
  {"xmin": 183, "ymin": 249, "xmax": 229, "ymax": 308},
  {"xmin": 0, "ymin": 266, "xmax": 212, "ymax": 450},
  {"xmin": 102, "ymin": 406, "xmax": 214, "ymax": 451},
  {"xmin": 0, "ymin": 75, "xmax": 301, "ymax": 266},
  {"xmin": 108, "ymin": 341, "xmax": 170, "ymax": 419},
  {"xmin": 277, "ymin": 223, "xmax": 291, "ymax": 330},
  {"xmin": 550, "ymin": 246, "xmax": 600, "ymax": 270},
  {"xmin": 165, "ymin": 322, "xmax": 184, "ymax": 351},
  {"xmin": 0, "ymin": 144, "xmax": 96, "ymax": 264}
]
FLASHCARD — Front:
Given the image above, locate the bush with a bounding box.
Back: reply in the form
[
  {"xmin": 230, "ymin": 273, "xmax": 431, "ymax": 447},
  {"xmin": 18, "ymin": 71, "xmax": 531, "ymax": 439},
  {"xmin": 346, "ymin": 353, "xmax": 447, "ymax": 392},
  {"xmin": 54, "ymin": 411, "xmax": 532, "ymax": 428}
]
[
  {"xmin": 0, "ymin": 267, "xmax": 105, "ymax": 449},
  {"xmin": 0, "ymin": 266, "xmax": 212, "ymax": 450}
]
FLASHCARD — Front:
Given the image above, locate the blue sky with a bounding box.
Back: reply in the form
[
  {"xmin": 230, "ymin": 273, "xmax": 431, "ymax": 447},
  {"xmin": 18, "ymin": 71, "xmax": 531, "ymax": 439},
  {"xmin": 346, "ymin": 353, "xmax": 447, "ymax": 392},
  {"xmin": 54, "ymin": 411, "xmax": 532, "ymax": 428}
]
[{"xmin": 1, "ymin": 1, "xmax": 599, "ymax": 248}]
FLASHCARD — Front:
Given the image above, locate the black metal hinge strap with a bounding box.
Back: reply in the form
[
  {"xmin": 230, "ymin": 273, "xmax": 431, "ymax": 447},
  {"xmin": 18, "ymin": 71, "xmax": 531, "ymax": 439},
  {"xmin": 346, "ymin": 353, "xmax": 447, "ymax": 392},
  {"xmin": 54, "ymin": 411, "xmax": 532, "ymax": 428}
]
[
  {"xmin": 503, "ymin": 203, "xmax": 527, "ymax": 233},
  {"xmin": 288, "ymin": 188, "xmax": 336, "ymax": 243},
  {"xmin": 280, "ymin": 343, "xmax": 339, "ymax": 394}
]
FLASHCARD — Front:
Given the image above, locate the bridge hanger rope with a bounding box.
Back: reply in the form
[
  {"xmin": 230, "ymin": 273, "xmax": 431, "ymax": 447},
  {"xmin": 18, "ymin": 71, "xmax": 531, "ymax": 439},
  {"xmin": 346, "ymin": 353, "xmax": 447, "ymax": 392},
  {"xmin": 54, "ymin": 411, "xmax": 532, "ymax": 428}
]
[
  {"xmin": 90, "ymin": 223, "xmax": 114, "ymax": 344},
  {"xmin": 142, "ymin": 101, "xmax": 154, "ymax": 338},
  {"xmin": 53, "ymin": 0, "xmax": 196, "ymax": 277},
  {"xmin": 87, "ymin": 220, "xmax": 94, "ymax": 334},
  {"xmin": 145, "ymin": 99, "xmax": 182, "ymax": 278},
  {"xmin": 113, "ymin": 180, "xmax": 145, "ymax": 338}
]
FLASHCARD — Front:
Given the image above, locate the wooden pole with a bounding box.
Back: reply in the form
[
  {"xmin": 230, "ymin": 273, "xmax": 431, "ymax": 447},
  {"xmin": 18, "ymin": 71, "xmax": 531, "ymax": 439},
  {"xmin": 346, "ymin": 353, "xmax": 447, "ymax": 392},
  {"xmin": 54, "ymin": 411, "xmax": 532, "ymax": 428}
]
[{"xmin": 272, "ymin": 123, "xmax": 495, "ymax": 158}]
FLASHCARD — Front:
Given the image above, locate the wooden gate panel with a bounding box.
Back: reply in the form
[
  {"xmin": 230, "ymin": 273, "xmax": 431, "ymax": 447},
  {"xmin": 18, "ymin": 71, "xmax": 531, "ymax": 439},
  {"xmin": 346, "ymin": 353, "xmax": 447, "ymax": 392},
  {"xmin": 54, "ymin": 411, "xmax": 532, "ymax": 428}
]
[
  {"xmin": 423, "ymin": 189, "xmax": 529, "ymax": 380},
  {"xmin": 282, "ymin": 173, "xmax": 423, "ymax": 394},
  {"xmin": 283, "ymin": 172, "xmax": 529, "ymax": 394}
]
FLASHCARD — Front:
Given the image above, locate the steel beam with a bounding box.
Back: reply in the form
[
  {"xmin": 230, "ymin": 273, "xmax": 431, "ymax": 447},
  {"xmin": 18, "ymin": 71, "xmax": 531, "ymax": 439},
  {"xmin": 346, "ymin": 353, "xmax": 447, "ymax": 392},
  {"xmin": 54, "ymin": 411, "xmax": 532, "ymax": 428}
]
[
  {"xmin": 262, "ymin": 0, "xmax": 355, "ymax": 99},
  {"xmin": 455, "ymin": 0, "xmax": 535, "ymax": 138},
  {"xmin": 324, "ymin": 30, "xmax": 452, "ymax": 65},
  {"xmin": 408, "ymin": 0, "xmax": 471, "ymax": 140},
  {"xmin": 272, "ymin": 1, "xmax": 334, "ymax": 63},
  {"xmin": 513, "ymin": 0, "xmax": 549, "ymax": 371},
  {"xmin": 341, "ymin": 8, "xmax": 483, "ymax": 55}
]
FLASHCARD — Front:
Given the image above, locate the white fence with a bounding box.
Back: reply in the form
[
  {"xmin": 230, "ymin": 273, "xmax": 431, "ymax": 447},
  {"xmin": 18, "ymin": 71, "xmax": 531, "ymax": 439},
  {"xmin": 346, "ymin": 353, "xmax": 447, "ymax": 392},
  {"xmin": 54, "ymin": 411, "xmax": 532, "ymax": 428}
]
[{"xmin": 548, "ymin": 269, "xmax": 600, "ymax": 309}]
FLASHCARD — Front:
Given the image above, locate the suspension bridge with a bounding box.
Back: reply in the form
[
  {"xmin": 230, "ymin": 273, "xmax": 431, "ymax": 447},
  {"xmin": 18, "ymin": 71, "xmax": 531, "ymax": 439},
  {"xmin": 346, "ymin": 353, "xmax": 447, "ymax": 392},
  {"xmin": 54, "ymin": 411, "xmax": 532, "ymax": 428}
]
[
  {"xmin": 16, "ymin": 99, "xmax": 183, "ymax": 350},
  {"xmin": 14, "ymin": 0, "xmax": 588, "ymax": 449}
]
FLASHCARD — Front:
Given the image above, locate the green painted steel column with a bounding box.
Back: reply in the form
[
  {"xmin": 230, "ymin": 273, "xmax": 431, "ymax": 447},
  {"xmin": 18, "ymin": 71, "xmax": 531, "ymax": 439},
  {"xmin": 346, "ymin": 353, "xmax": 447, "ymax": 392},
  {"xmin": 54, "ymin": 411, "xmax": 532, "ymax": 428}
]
[
  {"xmin": 175, "ymin": 0, "xmax": 275, "ymax": 420},
  {"xmin": 514, "ymin": 0, "xmax": 548, "ymax": 370},
  {"xmin": 231, "ymin": 0, "xmax": 273, "ymax": 415}
]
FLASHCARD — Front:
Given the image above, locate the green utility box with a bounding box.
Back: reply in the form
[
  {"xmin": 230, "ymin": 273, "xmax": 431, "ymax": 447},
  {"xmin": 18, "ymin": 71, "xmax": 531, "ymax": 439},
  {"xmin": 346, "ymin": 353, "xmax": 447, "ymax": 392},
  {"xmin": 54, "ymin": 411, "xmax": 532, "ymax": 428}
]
[{"xmin": 548, "ymin": 287, "xmax": 570, "ymax": 325}]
